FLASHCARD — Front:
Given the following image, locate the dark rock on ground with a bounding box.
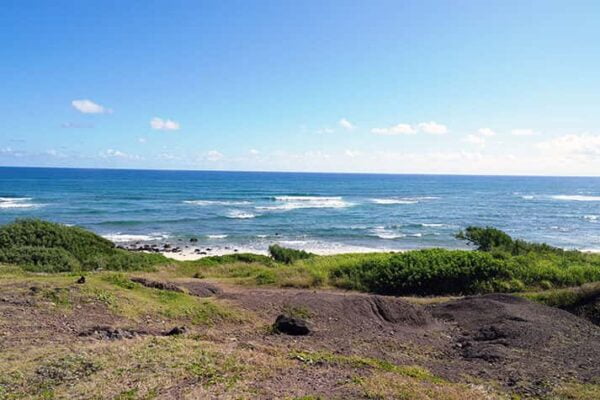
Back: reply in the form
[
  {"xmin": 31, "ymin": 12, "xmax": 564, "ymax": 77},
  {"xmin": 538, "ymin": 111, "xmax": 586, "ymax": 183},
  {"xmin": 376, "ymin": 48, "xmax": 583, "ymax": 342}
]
[
  {"xmin": 180, "ymin": 282, "xmax": 222, "ymax": 297},
  {"xmin": 76, "ymin": 276, "xmax": 86, "ymax": 284},
  {"xmin": 130, "ymin": 277, "xmax": 183, "ymax": 292},
  {"xmin": 274, "ymin": 314, "xmax": 310, "ymax": 335},
  {"xmin": 165, "ymin": 326, "xmax": 187, "ymax": 336}
]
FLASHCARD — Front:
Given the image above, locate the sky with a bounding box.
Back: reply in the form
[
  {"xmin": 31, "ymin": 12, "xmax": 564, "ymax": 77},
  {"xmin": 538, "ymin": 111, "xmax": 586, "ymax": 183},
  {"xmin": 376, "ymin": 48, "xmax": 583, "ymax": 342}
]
[{"xmin": 1, "ymin": 0, "xmax": 600, "ymax": 176}]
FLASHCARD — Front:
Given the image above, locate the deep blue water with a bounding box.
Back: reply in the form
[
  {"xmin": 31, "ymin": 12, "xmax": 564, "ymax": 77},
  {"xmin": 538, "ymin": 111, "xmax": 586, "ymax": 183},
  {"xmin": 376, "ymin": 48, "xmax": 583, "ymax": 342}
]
[{"xmin": 0, "ymin": 167, "xmax": 599, "ymax": 253}]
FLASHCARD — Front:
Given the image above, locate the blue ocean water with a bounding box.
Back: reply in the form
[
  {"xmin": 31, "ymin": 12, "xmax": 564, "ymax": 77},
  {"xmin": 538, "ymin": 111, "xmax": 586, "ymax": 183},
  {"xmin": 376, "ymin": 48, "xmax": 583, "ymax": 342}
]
[{"xmin": 0, "ymin": 167, "xmax": 598, "ymax": 253}]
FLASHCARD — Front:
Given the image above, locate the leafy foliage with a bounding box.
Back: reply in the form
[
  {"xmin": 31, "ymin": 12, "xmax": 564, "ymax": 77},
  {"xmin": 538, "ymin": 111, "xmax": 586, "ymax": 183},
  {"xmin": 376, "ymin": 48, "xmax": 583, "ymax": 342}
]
[
  {"xmin": 455, "ymin": 226, "xmax": 513, "ymax": 251},
  {"xmin": 268, "ymin": 244, "xmax": 313, "ymax": 264},
  {"xmin": 0, "ymin": 219, "xmax": 166, "ymax": 272},
  {"xmin": 330, "ymin": 249, "xmax": 512, "ymax": 295}
]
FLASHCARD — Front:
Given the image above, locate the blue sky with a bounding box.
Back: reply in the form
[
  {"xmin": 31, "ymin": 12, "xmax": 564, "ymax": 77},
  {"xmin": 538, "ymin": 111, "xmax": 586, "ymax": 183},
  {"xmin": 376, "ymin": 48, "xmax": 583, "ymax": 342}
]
[{"xmin": 1, "ymin": 0, "xmax": 599, "ymax": 175}]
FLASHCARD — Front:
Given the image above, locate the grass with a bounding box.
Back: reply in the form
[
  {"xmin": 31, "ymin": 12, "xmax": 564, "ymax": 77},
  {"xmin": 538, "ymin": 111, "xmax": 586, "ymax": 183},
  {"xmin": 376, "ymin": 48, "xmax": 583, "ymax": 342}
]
[
  {"xmin": 523, "ymin": 282, "xmax": 600, "ymax": 324},
  {"xmin": 5, "ymin": 221, "xmax": 598, "ymax": 297},
  {"xmin": 177, "ymin": 243, "xmax": 600, "ymax": 297},
  {"xmin": 84, "ymin": 273, "xmax": 240, "ymax": 325},
  {"xmin": 288, "ymin": 350, "xmax": 505, "ymax": 400}
]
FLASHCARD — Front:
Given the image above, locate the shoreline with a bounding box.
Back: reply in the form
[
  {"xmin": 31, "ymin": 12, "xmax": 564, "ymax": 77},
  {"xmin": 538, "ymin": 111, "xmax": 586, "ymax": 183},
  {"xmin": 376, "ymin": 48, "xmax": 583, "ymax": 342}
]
[{"xmin": 115, "ymin": 240, "xmax": 600, "ymax": 261}]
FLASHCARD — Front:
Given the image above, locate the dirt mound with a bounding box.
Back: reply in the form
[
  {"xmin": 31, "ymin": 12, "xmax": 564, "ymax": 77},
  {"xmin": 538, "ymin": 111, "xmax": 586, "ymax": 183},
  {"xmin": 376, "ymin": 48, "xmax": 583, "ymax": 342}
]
[
  {"xmin": 130, "ymin": 277, "xmax": 183, "ymax": 292},
  {"xmin": 431, "ymin": 293, "xmax": 587, "ymax": 356},
  {"xmin": 429, "ymin": 293, "xmax": 600, "ymax": 395}
]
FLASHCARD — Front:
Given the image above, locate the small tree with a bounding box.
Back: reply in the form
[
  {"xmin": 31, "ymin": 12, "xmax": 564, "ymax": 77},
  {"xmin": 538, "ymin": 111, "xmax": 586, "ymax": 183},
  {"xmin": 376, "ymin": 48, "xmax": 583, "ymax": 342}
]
[{"xmin": 455, "ymin": 226, "xmax": 513, "ymax": 252}]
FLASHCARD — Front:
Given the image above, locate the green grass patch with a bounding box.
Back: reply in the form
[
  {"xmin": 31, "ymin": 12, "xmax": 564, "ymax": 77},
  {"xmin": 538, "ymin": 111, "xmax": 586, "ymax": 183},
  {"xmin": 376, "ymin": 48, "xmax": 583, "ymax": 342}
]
[{"xmin": 83, "ymin": 274, "xmax": 238, "ymax": 325}]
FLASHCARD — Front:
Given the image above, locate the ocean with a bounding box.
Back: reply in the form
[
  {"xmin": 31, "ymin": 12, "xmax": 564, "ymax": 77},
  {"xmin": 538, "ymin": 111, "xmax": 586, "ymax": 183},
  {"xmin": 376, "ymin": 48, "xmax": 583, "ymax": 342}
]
[{"xmin": 0, "ymin": 167, "xmax": 598, "ymax": 254}]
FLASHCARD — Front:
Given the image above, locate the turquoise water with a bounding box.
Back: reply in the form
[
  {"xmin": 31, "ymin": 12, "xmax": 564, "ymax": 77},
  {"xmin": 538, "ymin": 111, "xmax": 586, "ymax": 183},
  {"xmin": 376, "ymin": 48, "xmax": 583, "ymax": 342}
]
[{"xmin": 0, "ymin": 167, "xmax": 599, "ymax": 253}]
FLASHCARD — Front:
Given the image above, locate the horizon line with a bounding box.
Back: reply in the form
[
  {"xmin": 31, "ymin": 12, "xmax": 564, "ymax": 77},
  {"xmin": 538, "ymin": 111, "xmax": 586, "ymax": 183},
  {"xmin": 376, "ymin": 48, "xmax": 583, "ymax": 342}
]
[{"xmin": 1, "ymin": 164, "xmax": 599, "ymax": 179}]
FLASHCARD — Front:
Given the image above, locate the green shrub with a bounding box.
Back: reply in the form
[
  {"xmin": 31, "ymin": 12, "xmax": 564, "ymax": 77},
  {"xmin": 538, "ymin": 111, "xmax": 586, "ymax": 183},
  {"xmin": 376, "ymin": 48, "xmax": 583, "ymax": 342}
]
[
  {"xmin": 269, "ymin": 245, "xmax": 313, "ymax": 264},
  {"xmin": 0, "ymin": 219, "xmax": 114, "ymax": 259},
  {"xmin": 330, "ymin": 249, "xmax": 512, "ymax": 296},
  {"xmin": 455, "ymin": 226, "xmax": 513, "ymax": 252},
  {"xmin": 0, "ymin": 246, "xmax": 80, "ymax": 272},
  {"xmin": 0, "ymin": 219, "xmax": 166, "ymax": 273}
]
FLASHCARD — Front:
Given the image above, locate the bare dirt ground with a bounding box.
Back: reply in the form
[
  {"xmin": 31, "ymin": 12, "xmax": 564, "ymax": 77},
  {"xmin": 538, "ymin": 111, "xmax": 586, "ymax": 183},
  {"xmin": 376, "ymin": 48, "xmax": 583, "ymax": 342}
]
[{"xmin": 1, "ymin": 277, "xmax": 599, "ymax": 399}]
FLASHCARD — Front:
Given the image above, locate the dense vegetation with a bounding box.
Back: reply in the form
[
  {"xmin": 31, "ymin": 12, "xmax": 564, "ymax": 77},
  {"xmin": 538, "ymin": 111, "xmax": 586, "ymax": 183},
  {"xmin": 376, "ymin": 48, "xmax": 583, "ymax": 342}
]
[
  {"xmin": 180, "ymin": 227, "xmax": 600, "ymax": 296},
  {"xmin": 268, "ymin": 244, "xmax": 314, "ymax": 264},
  {"xmin": 329, "ymin": 249, "xmax": 513, "ymax": 295},
  {"xmin": 329, "ymin": 227, "xmax": 600, "ymax": 295},
  {"xmin": 0, "ymin": 219, "xmax": 167, "ymax": 272},
  {"xmin": 2, "ymin": 220, "xmax": 599, "ymax": 297}
]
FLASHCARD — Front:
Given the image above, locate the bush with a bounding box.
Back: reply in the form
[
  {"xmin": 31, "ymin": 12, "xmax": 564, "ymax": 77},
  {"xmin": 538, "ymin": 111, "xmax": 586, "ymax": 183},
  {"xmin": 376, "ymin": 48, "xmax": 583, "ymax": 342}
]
[
  {"xmin": 0, "ymin": 246, "xmax": 80, "ymax": 273},
  {"xmin": 330, "ymin": 249, "xmax": 512, "ymax": 296},
  {"xmin": 269, "ymin": 244, "xmax": 314, "ymax": 264},
  {"xmin": 0, "ymin": 219, "xmax": 114, "ymax": 260},
  {"xmin": 455, "ymin": 226, "xmax": 513, "ymax": 252},
  {"xmin": 0, "ymin": 219, "xmax": 166, "ymax": 272}
]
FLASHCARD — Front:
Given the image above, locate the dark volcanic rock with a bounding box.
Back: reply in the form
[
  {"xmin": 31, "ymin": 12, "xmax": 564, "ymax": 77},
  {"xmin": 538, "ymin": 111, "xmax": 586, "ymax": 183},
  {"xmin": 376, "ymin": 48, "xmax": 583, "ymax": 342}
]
[
  {"xmin": 165, "ymin": 326, "xmax": 187, "ymax": 336},
  {"xmin": 130, "ymin": 277, "xmax": 183, "ymax": 292},
  {"xmin": 181, "ymin": 282, "xmax": 222, "ymax": 297},
  {"xmin": 274, "ymin": 314, "xmax": 310, "ymax": 336}
]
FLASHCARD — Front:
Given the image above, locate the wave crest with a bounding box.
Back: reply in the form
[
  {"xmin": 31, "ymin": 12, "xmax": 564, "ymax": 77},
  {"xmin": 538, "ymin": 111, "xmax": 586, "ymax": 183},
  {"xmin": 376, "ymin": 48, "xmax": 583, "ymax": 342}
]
[
  {"xmin": 551, "ymin": 195, "xmax": 600, "ymax": 202},
  {"xmin": 0, "ymin": 197, "xmax": 39, "ymax": 209}
]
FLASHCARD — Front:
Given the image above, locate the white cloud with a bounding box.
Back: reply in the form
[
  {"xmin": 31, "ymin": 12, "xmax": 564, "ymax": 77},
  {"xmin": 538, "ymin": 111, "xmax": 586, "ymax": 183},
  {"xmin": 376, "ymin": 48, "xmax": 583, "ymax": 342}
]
[
  {"xmin": 417, "ymin": 121, "xmax": 448, "ymax": 135},
  {"xmin": 512, "ymin": 128, "xmax": 539, "ymax": 136},
  {"xmin": 463, "ymin": 134, "xmax": 486, "ymax": 146},
  {"xmin": 150, "ymin": 117, "xmax": 180, "ymax": 131},
  {"xmin": 0, "ymin": 147, "xmax": 25, "ymax": 157},
  {"xmin": 536, "ymin": 133, "xmax": 600, "ymax": 159},
  {"xmin": 205, "ymin": 150, "xmax": 224, "ymax": 161},
  {"xmin": 71, "ymin": 99, "xmax": 110, "ymax": 114},
  {"xmin": 100, "ymin": 149, "xmax": 142, "ymax": 160},
  {"xmin": 157, "ymin": 152, "xmax": 180, "ymax": 161},
  {"xmin": 477, "ymin": 128, "xmax": 496, "ymax": 137},
  {"xmin": 338, "ymin": 118, "xmax": 355, "ymax": 131},
  {"xmin": 371, "ymin": 123, "xmax": 416, "ymax": 136},
  {"xmin": 249, "ymin": 149, "xmax": 260, "ymax": 155},
  {"xmin": 138, "ymin": 137, "xmax": 147, "ymax": 144}
]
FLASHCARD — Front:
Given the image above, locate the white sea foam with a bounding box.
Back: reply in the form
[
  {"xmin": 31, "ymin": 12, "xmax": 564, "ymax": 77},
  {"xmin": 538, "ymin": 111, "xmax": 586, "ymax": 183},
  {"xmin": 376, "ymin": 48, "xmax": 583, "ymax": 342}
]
[
  {"xmin": 521, "ymin": 195, "xmax": 535, "ymax": 200},
  {"xmin": 102, "ymin": 233, "xmax": 169, "ymax": 242},
  {"xmin": 184, "ymin": 200, "xmax": 251, "ymax": 206},
  {"xmin": 584, "ymin": 215, "xmax": 598, "ymax": 222},
  {"xmin": 370, "ymin": 196, "xmax": 439, "ymax": 205},
  {"xmin": 370, "ymin": 226, "xmax": 405, "ymax": 240},
  {"xmin": 371, "ymin": 198, "xmax": 417, "ymax": 205},
  {"xmin": 421, "ymin": 223, "xmax": 445, "ymax": 227},
  {"xmin": 226, "ymin": 210, "xmax": 257, "ymax": 219},
  {"xmin": 551, "ymin": 195, "xmax": 600, "ymax": 202},
  {"xmin": 207, "ymin": 234, "xmax": 228, "ymax": 239},
  {"xmin": 258, "ymin": 196, "xmax": 351, "ymax": 211},
  {"xmin": 0, "ymin": 197, "xmax": 39, "ymax": 209}
]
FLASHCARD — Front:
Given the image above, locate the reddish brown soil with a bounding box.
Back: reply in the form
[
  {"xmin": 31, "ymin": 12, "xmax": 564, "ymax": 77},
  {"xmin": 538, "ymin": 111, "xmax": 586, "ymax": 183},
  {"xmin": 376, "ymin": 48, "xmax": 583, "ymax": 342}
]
[{"xmin": 1, "ymin": 280, "xmax": 599, "ymax": 398}]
